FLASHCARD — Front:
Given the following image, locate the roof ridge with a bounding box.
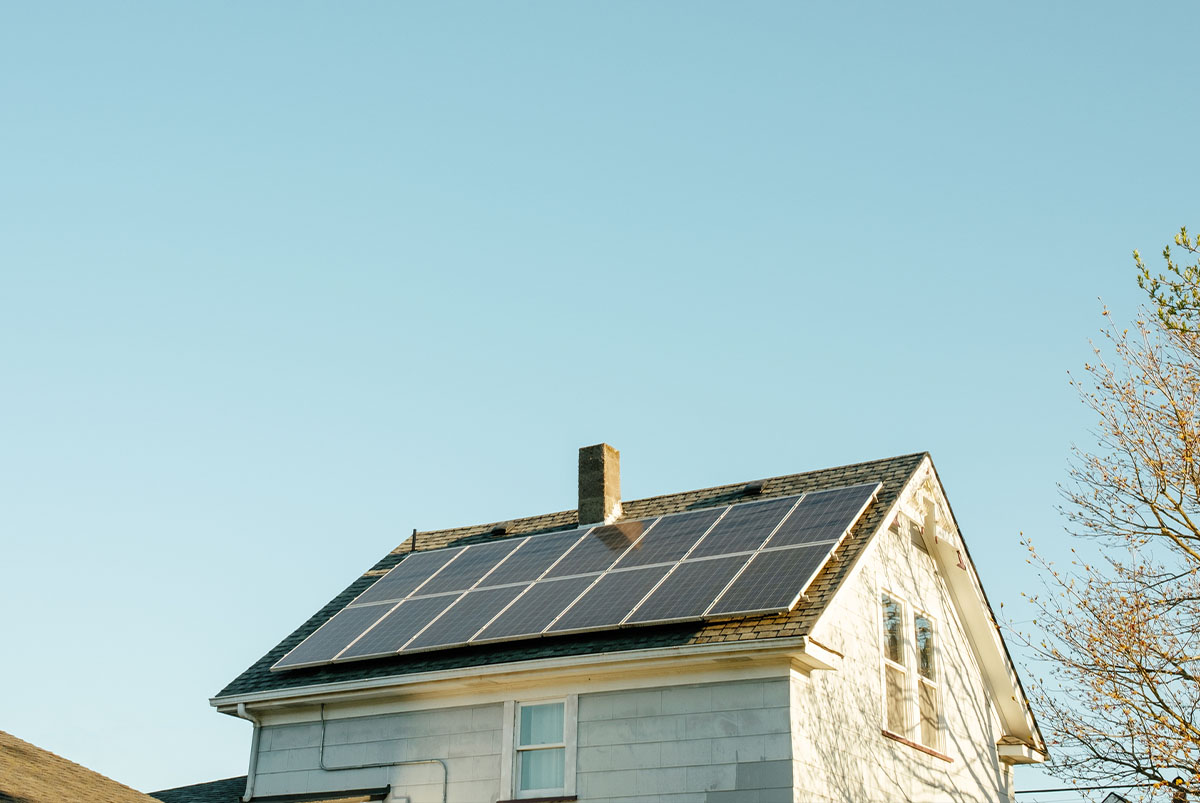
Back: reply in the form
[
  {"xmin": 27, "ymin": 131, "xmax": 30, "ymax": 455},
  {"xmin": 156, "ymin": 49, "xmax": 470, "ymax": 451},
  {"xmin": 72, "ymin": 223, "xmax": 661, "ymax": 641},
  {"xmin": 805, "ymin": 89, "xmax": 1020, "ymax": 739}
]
[
  {"xmin": 409, "ymin": 451, "xmax": 930, "ymax": 540},
  {"xmin": 614, "ymin": 451, "xmax": 929, "ymax": 509}
]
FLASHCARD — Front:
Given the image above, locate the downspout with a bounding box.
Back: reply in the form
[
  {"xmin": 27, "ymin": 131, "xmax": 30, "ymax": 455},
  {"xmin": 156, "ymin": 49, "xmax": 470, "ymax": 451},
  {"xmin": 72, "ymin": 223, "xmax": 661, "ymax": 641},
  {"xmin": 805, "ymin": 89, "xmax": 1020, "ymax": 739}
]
[
  {"xmin": 235, "ymin": 703, "xmax": 263, "ymax": 803},
  {"xmin": 319, "ymin": 704, "xmax": 448, "ymax": 803}
]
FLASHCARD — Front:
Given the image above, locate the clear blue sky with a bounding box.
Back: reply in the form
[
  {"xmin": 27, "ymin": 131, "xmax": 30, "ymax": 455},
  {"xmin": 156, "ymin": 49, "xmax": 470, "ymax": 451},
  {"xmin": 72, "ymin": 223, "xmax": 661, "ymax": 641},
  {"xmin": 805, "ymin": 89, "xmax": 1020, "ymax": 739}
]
[{"xmin": 1, "ymin": 2, "xmax": 1194, "ymax": 796}]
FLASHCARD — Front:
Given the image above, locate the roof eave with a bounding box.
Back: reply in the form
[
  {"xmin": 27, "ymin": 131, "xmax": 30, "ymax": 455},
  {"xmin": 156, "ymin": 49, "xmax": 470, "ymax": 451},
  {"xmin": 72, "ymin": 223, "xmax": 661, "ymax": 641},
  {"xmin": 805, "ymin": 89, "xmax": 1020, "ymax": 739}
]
[{"xmin": 211, "ymin": 634, "xmax": 838, "ymax": 713}]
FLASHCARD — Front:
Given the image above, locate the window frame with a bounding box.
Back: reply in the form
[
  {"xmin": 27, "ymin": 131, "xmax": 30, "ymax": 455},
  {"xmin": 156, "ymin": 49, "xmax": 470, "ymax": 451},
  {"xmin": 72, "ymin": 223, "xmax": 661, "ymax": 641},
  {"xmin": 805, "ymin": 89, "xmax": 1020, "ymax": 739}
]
[
  {"xmin": 500, "ymin": 695, "xmax": 577, "ymax": 800},
  {"xmin": 913, "ymin": 608, "xmax": 942, "ymax": 750},
  {"xmin": 879, "ymin": 591, "xmax": 910, "ymax": 736}
]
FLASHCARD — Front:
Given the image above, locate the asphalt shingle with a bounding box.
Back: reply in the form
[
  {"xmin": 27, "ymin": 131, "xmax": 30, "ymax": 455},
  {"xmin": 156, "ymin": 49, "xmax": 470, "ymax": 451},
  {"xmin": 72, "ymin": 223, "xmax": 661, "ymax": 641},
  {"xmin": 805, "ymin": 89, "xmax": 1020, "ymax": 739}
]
[
  {"xmin": 215, "ymin": 452, "xmax": 926, "ymax": 701},
  {"xmin": 150, "ymin": 777, "xmax": 245, "ymax": 803},
  {"xmin": 0, "ymin": 730, "xmax": 159, "ymax": 803}
]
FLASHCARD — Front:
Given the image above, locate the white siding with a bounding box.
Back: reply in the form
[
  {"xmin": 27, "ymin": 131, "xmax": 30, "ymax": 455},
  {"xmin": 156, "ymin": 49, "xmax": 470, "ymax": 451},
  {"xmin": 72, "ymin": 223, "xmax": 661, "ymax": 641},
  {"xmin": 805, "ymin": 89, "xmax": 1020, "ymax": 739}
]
[
  {"xmin": 792, "ymin": 524, "xmax": 1012, "ymax": 803},
  {"xmin": 254, "ymin": 703, "xmax": 502, "ymax": 802},
  {"xmin": 576, "ymin": 679, "xmax": 792, "ymax": 803},
  {"xmin": 251, "ymin": 679, "xmax": 793, "ymax": 803}
]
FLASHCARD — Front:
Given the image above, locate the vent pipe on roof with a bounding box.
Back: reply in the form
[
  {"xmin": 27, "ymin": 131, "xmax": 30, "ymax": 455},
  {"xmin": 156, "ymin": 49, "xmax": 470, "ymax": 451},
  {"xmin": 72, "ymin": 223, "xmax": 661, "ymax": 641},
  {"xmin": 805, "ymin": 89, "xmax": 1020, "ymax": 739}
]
[{"xmin": 578, "ymin": 443, "xmax": 621, "ymax": 525}]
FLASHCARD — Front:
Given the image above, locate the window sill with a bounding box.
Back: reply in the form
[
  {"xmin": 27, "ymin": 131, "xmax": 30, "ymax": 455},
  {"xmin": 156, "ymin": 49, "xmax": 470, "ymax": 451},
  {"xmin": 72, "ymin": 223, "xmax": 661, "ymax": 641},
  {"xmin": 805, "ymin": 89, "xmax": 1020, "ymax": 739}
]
[
  {"xmin": 496, "ymin": 797, "xmax": 577, "ymax": 803},
  {"xmin": 881, "ymin": 729, "xmax": 952, "ymax": 763}
]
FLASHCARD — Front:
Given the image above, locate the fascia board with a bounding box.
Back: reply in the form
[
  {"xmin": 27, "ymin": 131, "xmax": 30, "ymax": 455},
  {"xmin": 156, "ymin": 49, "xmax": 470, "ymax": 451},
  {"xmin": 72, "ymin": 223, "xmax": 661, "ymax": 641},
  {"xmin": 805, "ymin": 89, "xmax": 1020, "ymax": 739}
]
[{"xmin": 211, "ymin": 635, "xmax": 834, "ymax": 713}]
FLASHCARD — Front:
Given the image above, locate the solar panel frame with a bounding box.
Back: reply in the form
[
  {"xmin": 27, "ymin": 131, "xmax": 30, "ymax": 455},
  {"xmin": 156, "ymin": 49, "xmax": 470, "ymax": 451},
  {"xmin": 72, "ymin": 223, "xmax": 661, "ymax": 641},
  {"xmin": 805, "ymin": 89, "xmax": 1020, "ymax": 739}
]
[
  {"xmin": 610, "ymin": 508, "xmax": 725, "ymax": 569},
  {"xmin": 623, "ymin": 554, "xmax": 750, "ymax": 625},
  {"xmin": 403, "ymin": 584, "xmax": 528, "ymax": 652},
  {"xmin": 761, "ymin": 483, "xmax": 880, "ymax": 549},
  {"xmin": 412, "ymin": 539, "xmax": 525, "ymax": 596},
  {"xmin": 545, "ymin": 565, "xmax": 673, "ymax": 634},
  {"xmin": 349, "ymin": 546, "xmax": 467, "ymax": 607},
  {"xmin": 333, "ymin": 593, "xmax": 461, "ymax": 662},
  {"xmin": 470, "ymin": 575, "xmax": 600, "ymax": 644},
  {"xmin": 683, "ymin": 495, "xmax": 803, "ymax": 559},
  {"xmin": 542, "ymin": 518, "xmax": 656, "ymax": 578},
  {"xmin": 704, "ymin": 541, "xmax": 838, "ymax": 617},
  {"xmin": 272, "ymin": 602, "xmax": 399, "ymax": 670},
  {"xmin": 475, "ymin": 527, "xmax": 592, "ymax": 587},
  {"xmin": 705, "ymin": 482, "xmax": 880, "ymax": 617}
]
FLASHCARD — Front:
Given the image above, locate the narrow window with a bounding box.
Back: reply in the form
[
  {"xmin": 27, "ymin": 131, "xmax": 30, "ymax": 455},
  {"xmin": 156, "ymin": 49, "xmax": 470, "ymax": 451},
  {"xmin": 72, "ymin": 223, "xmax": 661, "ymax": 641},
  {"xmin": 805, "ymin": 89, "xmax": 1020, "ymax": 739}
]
[
  {"xmin": 915, "ymin": 613, "xmax": 940, "ymax": 749},
  {"xmin": 516, "ymin": 701, "xmax": 565, "ymax": 796},
  {"xmin": 881, "ymin": 594, "xmax": 908, "ymax": 734}
]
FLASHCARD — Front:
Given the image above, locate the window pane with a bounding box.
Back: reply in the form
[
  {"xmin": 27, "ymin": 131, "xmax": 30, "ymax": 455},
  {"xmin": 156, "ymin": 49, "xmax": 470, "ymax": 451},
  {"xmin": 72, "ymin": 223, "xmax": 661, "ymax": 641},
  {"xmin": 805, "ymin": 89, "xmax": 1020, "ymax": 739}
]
[
  {"xmin": 915, "ymin": 615, "xmax": 935, "ymax": 680},
  {"xmin": 518, "ymin": 747, "xmax": 565, "ymax": 791},
  {"xmin": 919, "ymin": 679, "xmax": 939, "ymax": 748},
  {"xmin": 885, "ymin": 664, "xmax": 907, "ymax": 733},
  {"xmin": 519, "ymin": 702, "xmax": 564, "ymax": 747},
  {"xmin": 882, "ymin": 595, "xmax": 903, "ymax": 665}
]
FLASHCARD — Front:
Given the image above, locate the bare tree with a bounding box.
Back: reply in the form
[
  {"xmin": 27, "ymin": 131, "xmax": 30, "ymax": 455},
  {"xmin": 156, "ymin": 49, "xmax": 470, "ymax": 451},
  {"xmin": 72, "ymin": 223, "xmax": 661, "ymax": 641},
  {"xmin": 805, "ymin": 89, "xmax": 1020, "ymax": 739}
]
[{"xmin": 1021, "ymin": 228, "xmax": 1200, "ymax": 800}]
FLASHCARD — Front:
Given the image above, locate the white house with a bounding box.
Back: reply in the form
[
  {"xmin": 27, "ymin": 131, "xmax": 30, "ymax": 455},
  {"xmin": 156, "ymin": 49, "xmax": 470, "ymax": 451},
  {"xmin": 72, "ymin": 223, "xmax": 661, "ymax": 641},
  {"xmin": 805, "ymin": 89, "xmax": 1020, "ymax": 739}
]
[{"xmin": 160, "ymin": 445, "xmax": 1044, "ymax": 803}]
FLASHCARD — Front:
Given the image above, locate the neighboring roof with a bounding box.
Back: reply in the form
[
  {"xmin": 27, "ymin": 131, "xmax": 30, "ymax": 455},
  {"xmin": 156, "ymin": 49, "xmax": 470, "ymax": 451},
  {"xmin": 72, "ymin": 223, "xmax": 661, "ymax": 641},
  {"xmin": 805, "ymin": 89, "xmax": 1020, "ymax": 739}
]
[
  {"xmin": 150, "ymin": 777, "xmax": 245, "ymax": 803},
  {"xmin": 0, "ymin": 730, "xmax": 158, "ymax": 803},
  {"xmin": 215, "ymin": 452, "xmax": 927, "ymax": 701}
]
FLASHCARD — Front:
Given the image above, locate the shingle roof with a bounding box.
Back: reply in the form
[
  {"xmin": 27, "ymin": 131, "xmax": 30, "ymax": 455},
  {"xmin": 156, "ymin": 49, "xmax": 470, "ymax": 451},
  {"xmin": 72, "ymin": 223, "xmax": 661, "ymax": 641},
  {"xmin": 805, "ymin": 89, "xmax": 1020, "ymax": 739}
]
[
  {"xmin": 215, "ymin": 452, "xmax": 926, "ymax": 701},
  {"xmin": 150, "ymin": 777, "xmax": 245, "ymax": 803},
  {"xmin": 0, "ymin": 730, "xmax": 158, "ymax": 803}
]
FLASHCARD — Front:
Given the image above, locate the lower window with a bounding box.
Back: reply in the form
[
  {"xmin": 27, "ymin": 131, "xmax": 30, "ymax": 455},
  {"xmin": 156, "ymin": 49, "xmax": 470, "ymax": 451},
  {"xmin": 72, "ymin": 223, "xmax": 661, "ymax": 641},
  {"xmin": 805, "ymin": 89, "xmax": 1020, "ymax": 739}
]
[
  {"xmin": 517, "ymin": 702, "xmax": 565, "ymax": 794},
  {"xmin": 502, "ymin": 696, "xmax": 577, "ymax": 800}
]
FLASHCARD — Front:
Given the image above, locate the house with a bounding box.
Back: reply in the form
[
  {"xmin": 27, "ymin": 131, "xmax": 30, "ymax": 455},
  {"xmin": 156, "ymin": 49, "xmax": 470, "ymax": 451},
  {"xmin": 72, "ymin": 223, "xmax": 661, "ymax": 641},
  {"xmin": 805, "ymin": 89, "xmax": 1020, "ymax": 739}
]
[
  {"xmin": 185, "ymin": 445, "xmax": 1044, "ymax": 803},
  {"xmin": 0, "ymin": 729, "xmax": 160, "ymax": 803}
]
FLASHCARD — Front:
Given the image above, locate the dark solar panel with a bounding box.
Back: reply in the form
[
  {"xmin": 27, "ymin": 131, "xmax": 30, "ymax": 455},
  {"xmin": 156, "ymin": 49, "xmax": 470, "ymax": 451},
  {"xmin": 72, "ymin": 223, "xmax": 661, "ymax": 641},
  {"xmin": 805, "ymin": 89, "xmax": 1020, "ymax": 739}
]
[
  {"xmin": 404, "ymin": 585, "xmax": 527, "ymax": 651},
  {"xmin": 415, "ymin": 539, "xmax": 524, "ymax": 595},
  {"xmin": 707, "ymin": 543, "xmax": 833, "ymax": 616},
  {"xmin": 473, "ymin": 575, "xmax": 598, "ymax": 642},
  {"xmin": 625, "ymin": 555, "xmax": 749, "ymax": 624},
  {"xmin": 478, "ymin": 529, "xmax": 589, "ymax": 587},
  {"xmin": 543, "ymin": 519, "xmax": 651, "ymax": 578},
  {"xmin": 547, "ymin": 565, "xmax": 672, "ymax": 633},
  {"xmin": 612, "ymin": 508, "xmax": 723, "ymax": 568},
  {"xmin": 335, "ymin": 594, "xmax": 459, "ymax": 660},
  {"xmin": 352, "ymin": 547, "xmax": 466, "ymax": 606},
  {"xmin": 273, "ymin": 604, "xmax": 396, "ymax": 669},
  {"xmin": 686, "ymin": 496, "xmax": 800, "ymax": 559},
  {"xmin": 763, "ymin": 483, "xmax": 879, "ymax": 549}
]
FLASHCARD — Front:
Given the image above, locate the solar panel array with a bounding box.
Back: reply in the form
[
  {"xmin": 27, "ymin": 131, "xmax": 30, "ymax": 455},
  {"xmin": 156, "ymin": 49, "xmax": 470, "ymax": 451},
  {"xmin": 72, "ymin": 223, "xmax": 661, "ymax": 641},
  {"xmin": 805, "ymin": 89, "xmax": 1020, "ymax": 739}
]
[{"xmin": 273, "ymin": 482, "xmax": 881, "ymax": 670}]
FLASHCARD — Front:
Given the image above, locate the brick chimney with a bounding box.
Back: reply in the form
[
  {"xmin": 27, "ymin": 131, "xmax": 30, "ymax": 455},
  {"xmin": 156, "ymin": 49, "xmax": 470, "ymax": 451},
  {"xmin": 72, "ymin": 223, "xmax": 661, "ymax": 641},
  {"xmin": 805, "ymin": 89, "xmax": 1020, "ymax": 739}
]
[{"xmin": 578, "ymin": 443, "xmax": 621, "ymax": 525}]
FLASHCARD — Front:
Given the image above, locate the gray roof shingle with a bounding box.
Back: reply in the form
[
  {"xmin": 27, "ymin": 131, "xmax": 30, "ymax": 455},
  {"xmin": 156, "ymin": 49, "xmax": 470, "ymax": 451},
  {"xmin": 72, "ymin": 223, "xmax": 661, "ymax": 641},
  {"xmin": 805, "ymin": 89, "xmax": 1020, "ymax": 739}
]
[
  {"xmin": 150, "ymin": 778, "xmax": 245, "ymax": 803},
  {"xmin": 215, "ymin": 452, "xmax": 926, "ymax": 701}
]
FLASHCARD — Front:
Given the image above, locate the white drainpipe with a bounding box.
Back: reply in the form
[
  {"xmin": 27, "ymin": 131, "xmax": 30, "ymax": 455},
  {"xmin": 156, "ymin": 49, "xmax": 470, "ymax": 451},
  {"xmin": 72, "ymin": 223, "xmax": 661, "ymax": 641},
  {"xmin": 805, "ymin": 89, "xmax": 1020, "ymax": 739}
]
[{"xmin": 235, "ymin": 702, "xmax": 263, "ymax": 803}]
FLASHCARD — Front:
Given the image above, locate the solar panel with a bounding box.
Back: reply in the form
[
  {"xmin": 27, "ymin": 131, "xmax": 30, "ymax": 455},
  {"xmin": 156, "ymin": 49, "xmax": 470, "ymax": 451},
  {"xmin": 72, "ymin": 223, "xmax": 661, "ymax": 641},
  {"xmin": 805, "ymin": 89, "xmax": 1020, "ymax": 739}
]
[
  {"xmin": 272, "ymin": 481, "xmax": 882, "ymax": 672},
  {"xmin": 625, "ymin": 555, "xmax": 748, "ymax": 624},
  {"xmin": 762, "ymin": 483, "xmax": 879, "ymax": 549},
  {"xmin": 611, "ymin": 508, "xmax": 724, "ymax": 568},
  {"xmin": 707, "ymin": 543, "xmax": 833, "ymax": 616},
  {"xmin": 547, "ymin": 565, "xmax": 672, "ymax": 633},
  {"xmin": 352, "ymin": 547, "xmax": 466, "ymax": 606},
  {"xmin": 542, "ymin": 519, "xmax": 651, "ymax": 578},
  {"xmin": 686, "ymin": 496, "xmax": 800, "ymax": 558},
  {"xmin": 473, "ymin": 575, "xmax": 598, "ymax": 642},
  {"xmin": 478, "ymin": 528, "xmax": 589, "ymax": 587},
  {"xmin": 335, "ymin": 594, "xmax": 459, "ymax": 661},
  {"xmin": 415, "ymin": 539, "xmax": 524, "ymax": 595},
  {"xmin": 405, "ymin": 585, "xmax": 527, "ymax": 651},
  {"xmin": 273, "ymin": 603, "xmax": 397, "ymax": 669}
]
